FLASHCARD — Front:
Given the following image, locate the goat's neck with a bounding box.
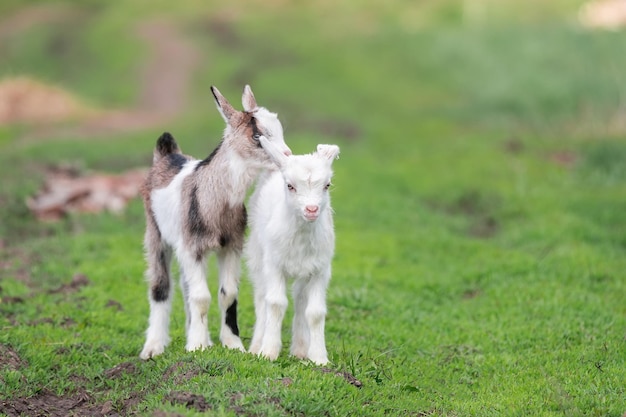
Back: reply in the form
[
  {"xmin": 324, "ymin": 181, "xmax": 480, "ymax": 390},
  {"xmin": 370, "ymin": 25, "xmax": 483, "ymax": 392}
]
[{"xmin": 196, "ymin": 142, "xmax": 260, "ymax": 206}]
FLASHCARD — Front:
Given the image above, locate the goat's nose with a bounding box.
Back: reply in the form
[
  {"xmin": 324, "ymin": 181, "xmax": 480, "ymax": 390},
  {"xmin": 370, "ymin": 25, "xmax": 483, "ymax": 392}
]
[{"xmin": 305, "ymin": 205, "xmax": 319, "ymax": 213}]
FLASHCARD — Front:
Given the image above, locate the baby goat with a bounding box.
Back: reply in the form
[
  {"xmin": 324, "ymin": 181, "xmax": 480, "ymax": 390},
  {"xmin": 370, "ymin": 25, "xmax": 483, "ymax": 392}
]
[
  {"xmin": 245, "ymin": 139, "xmax": 340, "ymax": 365},
  {"xmin": 139, "ymin": 85, "xmax": 291, "ymax": 360}
]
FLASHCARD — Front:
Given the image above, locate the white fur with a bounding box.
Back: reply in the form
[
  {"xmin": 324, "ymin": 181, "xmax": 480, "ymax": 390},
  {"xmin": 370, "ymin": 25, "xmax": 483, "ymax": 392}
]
[
  {"xmin": 152, "ymin": 161, "xmax": 199, "ymax": 247},
  {"xmin": 246, "ymin": 141, "xmax": 340, "ymax": 365}
]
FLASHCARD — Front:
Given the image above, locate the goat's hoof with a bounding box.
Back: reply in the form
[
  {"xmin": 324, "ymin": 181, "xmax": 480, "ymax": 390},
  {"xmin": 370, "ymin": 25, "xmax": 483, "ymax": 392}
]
[
  {"xmin": 140, "ymin": 342, "xmax": 165, "ymax": 360},
  {"xmin": 221, "ymin": 335, "xmax": 246, "ymax": 352},
  {"xmin": 185, "ymin": 340, "xmax": 213, "ymax": 352},
  {"xmin": 290, "ymin": 347, "xmax": 308, "ymax": 360},
  {"xmin": 224, "ymin": 340, "xmax": 246, "ymax": 352},
  {"xmin": 307, "ymin": 351, "xmax": 329, "ymax": 365},
  {"xmin": 258, "ymin": 347, "xmax": 280, "ymax": 361},
  {"xmin": 309, "ymin": 357, "xmax": 329, "ymax": 365}
]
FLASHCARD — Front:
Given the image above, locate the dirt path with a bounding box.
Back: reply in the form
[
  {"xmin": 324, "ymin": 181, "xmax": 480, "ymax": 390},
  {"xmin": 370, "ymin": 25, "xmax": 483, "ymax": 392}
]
[
  {"xmin": 0, "ymin": 5, "xmax": 199, "ymax": 137},
  {"xmin": 76, "ymin": 19, "xmax": 199, "ymax": 135}
]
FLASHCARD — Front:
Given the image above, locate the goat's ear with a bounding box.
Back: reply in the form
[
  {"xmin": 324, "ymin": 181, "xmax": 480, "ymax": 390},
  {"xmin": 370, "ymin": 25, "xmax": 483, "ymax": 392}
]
[
  {"xmin": 242, "ymin": 85, "xmax": 258, "ymax": 112},
  {"xmin": 260, "ymin": 136, "xmax": 289, "ymax": 168},
  {"xmin": 211, "ymin": 86, "xmax": 236, "ymax": 122},
  {"xmin": 316, "ymin": 144, "xmax": 340, "ymax": 163}
]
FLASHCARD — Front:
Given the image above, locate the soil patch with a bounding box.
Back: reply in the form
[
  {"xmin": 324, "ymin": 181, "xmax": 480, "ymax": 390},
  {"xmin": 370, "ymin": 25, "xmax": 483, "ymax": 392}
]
[
  {"xmin": 103, "ymin": 361, "xmax": 138, "ymax": 379},
  {"xmin": 105, "ymin": 299, "xmax": 124, "ymax": 311},
  {"xmin": 166, "ymin": 391, "xmax": 212, "ymax": 413},
  {"xmin": 0, "ymin": 388, "xmax": 104, "ymax": 417},
  {"xmin": 163, "ymin": 360, "xmax": 205, "ymax": 385},
  {"xmin": 48, "ymin": 273, "xmax": 90, "ymax": 295},
  {"xmin": 0, "ymin": 344, "xmax": 27, "ymax": 371},
  {"xmin": 318, "ymin": 368, "xmax": 363, "ymax": 388},
  {"xmin": 549, "ymin": 150, "xmax": 577, "ymax": 168},
  {"xmin": 0, "ymin": 239, "xmax": 34, "ymax": 286},
  {"xmin": 0, "ymin": 388, "xmax": 144, "ymax": 417},
  {"xmin": 425, "ymin": 190, "xmax": 501, "ymax": 239}
]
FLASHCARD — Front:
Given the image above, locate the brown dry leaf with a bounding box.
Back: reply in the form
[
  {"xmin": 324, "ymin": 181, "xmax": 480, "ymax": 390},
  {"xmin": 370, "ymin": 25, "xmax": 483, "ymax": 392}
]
[{"xmin": 27, "ymin": 167, "xmax": 148, "ymax": 221}]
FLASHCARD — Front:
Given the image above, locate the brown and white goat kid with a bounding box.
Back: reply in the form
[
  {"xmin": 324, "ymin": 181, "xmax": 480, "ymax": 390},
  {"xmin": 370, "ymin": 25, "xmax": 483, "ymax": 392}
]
[
  {"xmin": 245, "ymin": 139, "xmax": 340, "ymax": 365},
  {"xmin": 139, "ymin": 85, "xmax": 291, "ymax": 360}
]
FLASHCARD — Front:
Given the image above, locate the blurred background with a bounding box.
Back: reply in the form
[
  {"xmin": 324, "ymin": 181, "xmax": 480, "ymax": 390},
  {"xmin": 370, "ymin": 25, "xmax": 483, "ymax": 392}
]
[
  {"xmin": 1, "ymin": 0, "xmax": 626, "ymax": 414},
  {"xmin": 2, "ymin": 0, "xmax": 625, "ymax": 261},
  {"xmin": 1, "ymin": 0, "xmax": 625, "ymax": 221}
]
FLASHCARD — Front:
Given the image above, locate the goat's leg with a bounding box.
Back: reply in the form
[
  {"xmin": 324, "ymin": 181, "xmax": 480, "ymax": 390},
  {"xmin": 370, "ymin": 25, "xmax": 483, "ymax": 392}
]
[
  {"xmin": 303, "ymin": 270, "xmax": 330, "ymax": 365},
  {"xmin": 140, "ymin": 226, "xmax": 173, "ymax": 359},
  {"xmin": 178, "ymin": 249, "xmax": 212, "ymax": 351},
  {"xmin": 217, "ymin": 248, "xmax": 245, "ymax": 351},
  {"xmin": 290, "ymin": 278, "xmax": 310, "ymax": 360},
  {"xmin": 179, "ymin": 267, "xmax": 190, "ymax": 333},
  {"xmin": 247, "ymin": 240, "xmax": 265, "ymax": 354},
  {"xmin": 248, "ymin": 285, "xmax": 267, "ymax": 354},
  {"xmin": 258, "ymin": 265, "xmax": 287, "ymax": 361},
  {"xmin": 248, "ymin": 264, "xmax": 267, "ymax": 355}
]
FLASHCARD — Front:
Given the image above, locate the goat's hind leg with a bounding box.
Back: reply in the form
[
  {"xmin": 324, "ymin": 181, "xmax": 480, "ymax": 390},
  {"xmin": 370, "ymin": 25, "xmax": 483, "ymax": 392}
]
[
  {"xmin": 300, "ymin": 271, "xmax": 330, "ymax": 365},
  {"xmin": 258, "ymin": 265, "xmax": 288, "ymax": 361},
  {"xmin": 248, "ymin": 285, "xmax": 267, "ymax": 355},
  {"xmin": 179, "ymin": 249, "xmax": 213, "ymax": 351},
  {"xmin": 217, "ymin": 248, "xmax": 245, "ymax": 351},
  {"xmin": 290, "ymin": 278, "xmax": 310, "ymax": 360},
  {"xmin": 140, "ymin": 225, "xmax": 174, "ymax": 360}
]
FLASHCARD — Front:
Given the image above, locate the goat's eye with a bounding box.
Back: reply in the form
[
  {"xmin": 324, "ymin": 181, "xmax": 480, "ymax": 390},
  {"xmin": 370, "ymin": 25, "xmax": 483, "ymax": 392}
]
[
  {"xmin": 324, "ymin": 183, "xmax": 331, "ymax": 190},
  {"xmin": 252, "ymin": 133, "xmax": 261, "ymax": 141},
  {"xmin": 287, "ymin": 184, "xmax": 295, "ymax": 192}
]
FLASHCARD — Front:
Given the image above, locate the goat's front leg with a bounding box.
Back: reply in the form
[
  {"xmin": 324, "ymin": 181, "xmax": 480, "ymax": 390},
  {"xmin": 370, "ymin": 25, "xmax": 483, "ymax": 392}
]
[
  {"xmin": 300, "ymin": 269, "xmax": 330, "ymax": 365},
  {"xmin": 217, "ymin": 248, "xmax": 245, "ymax": 351},
  {"xmin": 178, "ymin": 249, "xmax": 212, "ymax": 352},
  {"xmin": 249, "ymin": 283, "xmax": 267, "ymax": 355},
  {"xmin": 290, "ymin": 278, "xmax": 310, "ymax": 360},
  {"xmin": 258, "ymin": 265, "xmax": 287, "ymax": 361}
]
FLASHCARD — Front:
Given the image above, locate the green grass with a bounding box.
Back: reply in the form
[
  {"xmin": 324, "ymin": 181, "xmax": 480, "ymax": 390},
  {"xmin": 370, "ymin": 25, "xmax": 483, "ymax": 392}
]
[{"xmin": 2, "ymin": 0, "xmax": 626, "ymax": 416}]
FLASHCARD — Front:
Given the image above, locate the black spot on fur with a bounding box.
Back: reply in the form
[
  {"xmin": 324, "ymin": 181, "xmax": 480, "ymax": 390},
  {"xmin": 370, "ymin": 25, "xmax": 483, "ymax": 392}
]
[
  {"xmin": 225, "ymin": 300, "xmax": 239, "ymax": 336},
  {"xmin": 152, "ymin": 284, "xmax": 169, "ymax": 302},
  {"xmin": 239, "ymin": 205, "xmax": 248, "ymax": 233},
  {"xmin": 195, "ymin": 141, "xmax": 223, "ymax": 171},
  {"xmin": 188, "ymin": 185, "xmax": 208, "ymax": 237},
  {"xmin": 220, "ymin": 287, "xmax": 226, "ymax": 296},
  {"xmin": 248, "ymin": 116, "xmax": 263, "ymax": 148},
  {"xmin": 166, "ymin": 153, "xmax": 187, "ymax": 172},
  {"xmin": 156, "ymin": 132, "xmax": 179, "ymax": 157},
  {"xmin": 152, "ymin": 249, "xmax": 170, "ymax": 302},
  {"xmin": 219, "ymin": 234, "xmax": 229, "ymax": 247}
]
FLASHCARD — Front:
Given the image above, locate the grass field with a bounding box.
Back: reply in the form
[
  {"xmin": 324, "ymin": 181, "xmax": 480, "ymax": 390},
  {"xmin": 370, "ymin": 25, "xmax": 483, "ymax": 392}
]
[{"xmin": 1, "ymin": 1, "xmax": 626, "ymax": 416}]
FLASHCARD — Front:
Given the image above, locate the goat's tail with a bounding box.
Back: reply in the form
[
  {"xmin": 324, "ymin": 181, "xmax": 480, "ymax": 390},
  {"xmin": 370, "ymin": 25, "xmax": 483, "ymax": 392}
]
[{"xmin": 153, "ymin": 132, "xmax": 181, "ymax": 163}]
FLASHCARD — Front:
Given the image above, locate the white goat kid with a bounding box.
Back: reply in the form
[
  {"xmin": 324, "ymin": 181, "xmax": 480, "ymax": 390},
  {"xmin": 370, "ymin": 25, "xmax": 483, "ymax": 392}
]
[
  {"xmin": 246, "ymin": 140, "xmax": 340, "ymax": 365},
  {"xmin": 139, "ymin": 85, "xmax": 291, "ymax": 360}
]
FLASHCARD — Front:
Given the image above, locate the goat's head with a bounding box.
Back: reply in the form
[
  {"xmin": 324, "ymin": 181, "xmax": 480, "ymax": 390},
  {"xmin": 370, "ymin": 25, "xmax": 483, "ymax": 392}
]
[
  {"xmin": 211, "ymin": 85, "xmax": 291, "ymax": 165},
  {"xmin": 262, "ymin": 139, "xmax": 340, "ymax": 222}
]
